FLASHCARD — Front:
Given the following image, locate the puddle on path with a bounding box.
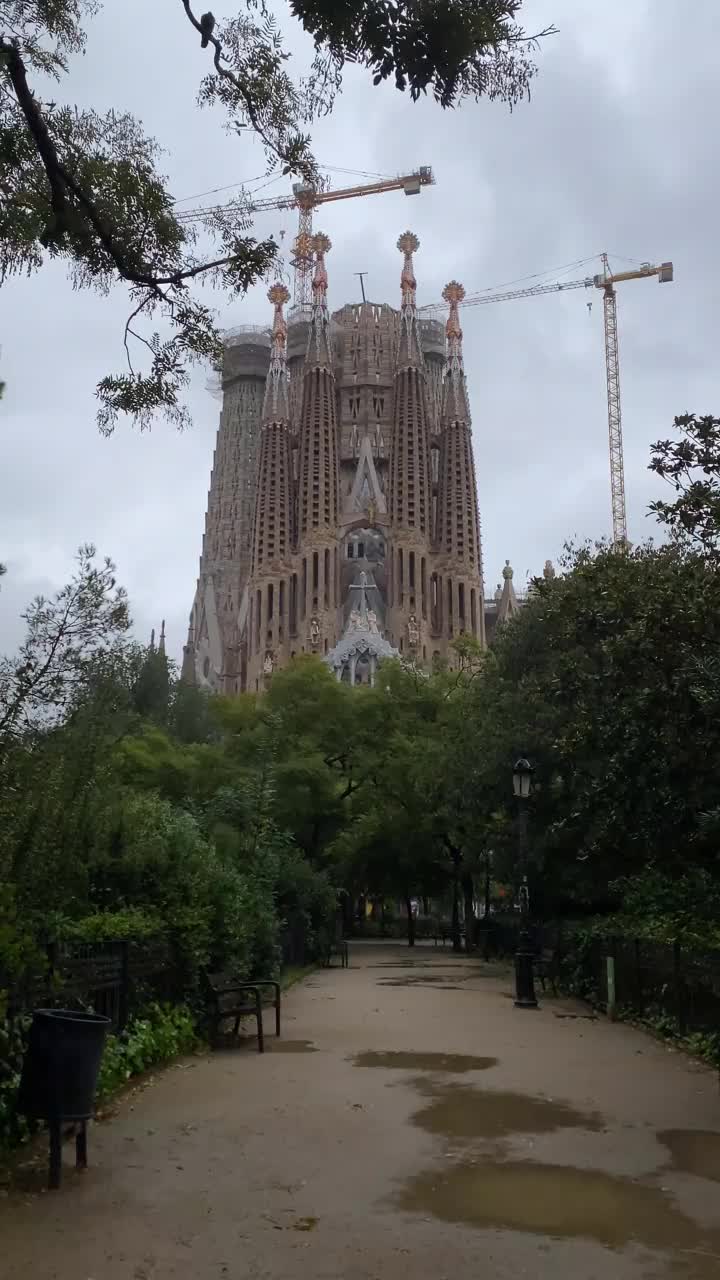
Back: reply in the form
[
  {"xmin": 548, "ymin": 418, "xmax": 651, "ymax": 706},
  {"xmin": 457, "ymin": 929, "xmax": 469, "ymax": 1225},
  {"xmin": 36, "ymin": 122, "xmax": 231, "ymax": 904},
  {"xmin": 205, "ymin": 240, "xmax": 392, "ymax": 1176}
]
[
  {"xmin": 394, "ymin": 1160, "xmax": 720, "ymax": 1267},
  {"xmin": 266, "ymin": 1040, "xmax": 317, "ymax": 1054},
  {"xmin": 411, "ymin": 1085, "xmax": 603, "ymax": 1140},
  {"xmin": 659, "ymin": 1130, "xmax": 720, "ymax": 1183},
  {"xmin": 378, "ymin": 973, "xmax": 476, "ymax": 988},
  {"xmin": 381, "ymin": 982, "xmax": 466, "ymax": 990},
  {"xmin": 352, "ymin": 1051, "xmax": 498, "ymax": 1073},
  {"xmin": 367, "ymin": 961, "xmax": 477, "ymax": 969}
]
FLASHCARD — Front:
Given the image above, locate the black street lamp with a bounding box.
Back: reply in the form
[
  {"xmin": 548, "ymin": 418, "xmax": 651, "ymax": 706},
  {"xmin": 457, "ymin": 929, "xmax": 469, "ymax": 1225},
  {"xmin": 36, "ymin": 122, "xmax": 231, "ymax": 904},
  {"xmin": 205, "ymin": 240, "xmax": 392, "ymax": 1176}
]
[{"xmin": 513, "ymin": 756, "xmax": 538, "ymax": 1009}]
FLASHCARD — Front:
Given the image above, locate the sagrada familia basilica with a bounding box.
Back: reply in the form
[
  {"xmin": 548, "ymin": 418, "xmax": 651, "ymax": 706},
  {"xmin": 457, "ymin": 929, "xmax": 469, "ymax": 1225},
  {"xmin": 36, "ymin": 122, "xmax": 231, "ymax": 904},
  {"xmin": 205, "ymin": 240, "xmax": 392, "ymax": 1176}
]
[{"xmin": 182, "ymin": 231, "xmax": 536, "ymax": 692}]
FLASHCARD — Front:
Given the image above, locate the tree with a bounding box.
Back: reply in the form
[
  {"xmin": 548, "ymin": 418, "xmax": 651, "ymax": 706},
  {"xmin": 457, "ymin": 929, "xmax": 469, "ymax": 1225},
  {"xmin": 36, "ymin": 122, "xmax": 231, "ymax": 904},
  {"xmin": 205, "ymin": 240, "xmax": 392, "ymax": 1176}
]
[
  {"xmin": 291, "ymin": 1, "xmax": 552, "ymax": 107},
  {"xmin": 466, "ymin": 541, "xmax": 720, "ymax": 914},
  {"xmin": 333, "ymin": 803, "xmax": 443, "ymax": 946},
  {"xmin": 132, "ymin": 639, "xmax": 171, "ymax": 723},
  {"xmin": 649, "ymin": 413, "xmax": 720, "ymax": 564},
  {"xmin": 1, "ymin": 1, "xmax": 551, "ymax": 430},
  {"xmin": 0, "ymin": 544, "xmax": 130, "ymax": 751},
  {"xmin": 331, "ymin": 659, "xmax": 485, "ymax": 948}
]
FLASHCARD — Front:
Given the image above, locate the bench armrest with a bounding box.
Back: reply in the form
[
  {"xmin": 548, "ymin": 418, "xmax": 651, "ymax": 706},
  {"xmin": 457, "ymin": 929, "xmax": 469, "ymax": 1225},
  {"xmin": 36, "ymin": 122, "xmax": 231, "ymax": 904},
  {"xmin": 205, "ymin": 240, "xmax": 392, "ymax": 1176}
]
[
  {"xmin": 210, "ymin": 983, "xmax": 261, "ymax": 998},
  {"xmin": 243, "ymin": 980, "xmax": 280, "ymax": 997}
]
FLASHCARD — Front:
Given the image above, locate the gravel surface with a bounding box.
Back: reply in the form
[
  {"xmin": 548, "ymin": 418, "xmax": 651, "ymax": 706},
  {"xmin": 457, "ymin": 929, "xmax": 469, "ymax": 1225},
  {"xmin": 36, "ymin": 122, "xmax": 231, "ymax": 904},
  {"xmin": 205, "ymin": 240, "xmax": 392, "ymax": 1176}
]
[{"xmin": 2, "ymin": 942, "xmax": 719, "ymax": 1280}]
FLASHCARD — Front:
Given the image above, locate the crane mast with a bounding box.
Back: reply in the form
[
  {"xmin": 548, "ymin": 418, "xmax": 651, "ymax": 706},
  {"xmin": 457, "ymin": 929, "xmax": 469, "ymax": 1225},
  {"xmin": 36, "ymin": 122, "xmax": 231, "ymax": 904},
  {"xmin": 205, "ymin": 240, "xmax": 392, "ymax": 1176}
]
[
  {"xmin": 421, "ymin": 254, "xmax": 673, "ymax": 546},
  {"xmin": 599, "ymin": 255, "xmax": 627, "ymax": 545}
]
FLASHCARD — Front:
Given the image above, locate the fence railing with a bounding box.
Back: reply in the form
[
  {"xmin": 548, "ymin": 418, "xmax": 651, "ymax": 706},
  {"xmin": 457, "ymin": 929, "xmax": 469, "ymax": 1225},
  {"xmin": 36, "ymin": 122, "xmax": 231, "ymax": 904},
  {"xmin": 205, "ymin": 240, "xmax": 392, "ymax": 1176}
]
[
  {"xmin": 479, "ymin": 916, "xmax": 720, "ymax": 1054},
  {"xmin": 573, "ymin": 934, "xmax": 720, "ymax": 1044},
  {"xmin": 2, "ymin": 938, "xmax": 173, "ymax": 1033}
]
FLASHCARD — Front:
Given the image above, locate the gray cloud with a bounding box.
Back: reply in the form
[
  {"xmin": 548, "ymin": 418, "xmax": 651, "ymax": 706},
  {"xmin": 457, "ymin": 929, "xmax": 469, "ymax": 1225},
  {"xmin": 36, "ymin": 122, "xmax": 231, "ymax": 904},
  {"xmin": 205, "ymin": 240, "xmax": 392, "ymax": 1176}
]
[{"xmin": 2, "ymin": 0, "xmax": 716, "ymax": 660}]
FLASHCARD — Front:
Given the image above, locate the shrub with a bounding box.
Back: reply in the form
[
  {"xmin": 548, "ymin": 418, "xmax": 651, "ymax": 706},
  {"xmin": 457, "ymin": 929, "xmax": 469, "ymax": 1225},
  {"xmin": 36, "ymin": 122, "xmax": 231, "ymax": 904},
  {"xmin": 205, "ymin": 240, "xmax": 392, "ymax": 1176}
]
[
  {"xmin": 0, "ymin": 1003, "xmax": 200, "ymax": 1154},
  {"xmin": 96, "ymin": 1003, "xmax": 200, "ymax": 1098}
]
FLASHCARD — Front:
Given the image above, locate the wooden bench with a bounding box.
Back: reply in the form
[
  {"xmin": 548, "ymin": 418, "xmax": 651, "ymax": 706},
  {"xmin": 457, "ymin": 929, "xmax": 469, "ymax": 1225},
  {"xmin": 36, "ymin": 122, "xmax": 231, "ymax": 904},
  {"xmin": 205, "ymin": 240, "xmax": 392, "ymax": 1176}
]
[
  {"xmin": 323, "ymin": 938, "xmax": 349, "ymax": 968},
  {"xmin": 434, "ymin": 925, "xmax": 466, "ymax": 947},
  {"xmin": 203, "ymin": 973, "xmax": 281, "ymax": 1052},
  {"xmin": 534, "ymin": 948, "xmax": 560, "ymax": 996}
]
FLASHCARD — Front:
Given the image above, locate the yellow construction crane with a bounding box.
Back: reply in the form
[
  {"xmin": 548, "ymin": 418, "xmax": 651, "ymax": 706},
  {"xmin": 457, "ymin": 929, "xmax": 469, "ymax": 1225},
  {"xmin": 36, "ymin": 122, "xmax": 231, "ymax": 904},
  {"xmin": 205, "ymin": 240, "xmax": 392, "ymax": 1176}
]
[
  {"xmin": 420, "ymin": 253, "xmax": 673, "ymax": 546},
  {"xmin": 176, "ymin": 167, "xmax": 435, "ymax": 311}
]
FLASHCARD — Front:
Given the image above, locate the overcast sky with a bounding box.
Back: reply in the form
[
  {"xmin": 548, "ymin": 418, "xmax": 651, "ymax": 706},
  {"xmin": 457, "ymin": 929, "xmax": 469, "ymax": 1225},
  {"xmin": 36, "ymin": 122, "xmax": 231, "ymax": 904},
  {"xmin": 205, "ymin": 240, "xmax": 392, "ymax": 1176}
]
[{"xmin": 1, "ymin": 0, "xmax": 716, "ymax": 662}]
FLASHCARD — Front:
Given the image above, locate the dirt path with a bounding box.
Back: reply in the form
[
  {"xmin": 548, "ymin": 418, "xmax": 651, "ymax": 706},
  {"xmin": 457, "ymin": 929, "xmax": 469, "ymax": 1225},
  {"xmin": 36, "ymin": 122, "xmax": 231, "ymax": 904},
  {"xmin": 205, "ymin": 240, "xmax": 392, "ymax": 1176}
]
[{"xmin": 2, "ymin": 943, "xmax": 720, "ymax": 1279}]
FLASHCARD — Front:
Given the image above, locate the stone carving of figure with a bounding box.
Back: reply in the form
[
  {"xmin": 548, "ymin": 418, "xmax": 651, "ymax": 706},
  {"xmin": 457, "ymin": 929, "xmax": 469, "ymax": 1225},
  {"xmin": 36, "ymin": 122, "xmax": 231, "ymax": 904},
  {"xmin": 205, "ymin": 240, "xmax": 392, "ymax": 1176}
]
[
  {"xmin": 367, "ymin": 609, "xmax": 379, "ymax": 634},
  {"xmin": 543, "ymin": 559, "xmax": 556, "ymax": 580},
  {"xmin": 263, "ymin": 651, "xmax": 274, "ymax": 677},
  {"xmin": 309, "ymin": 616, "xmax": 320, "ymax": 647},
  {"xmin": 407, "ymin": 613, "xmax": 419, "ymax": 647},
  {"xmin": 503, "ymin": 559, "xmax": 514, "ymax": 580},
  {"xmin": 349, "ymin": 608, "xmax": 361, "ymax": 630}
]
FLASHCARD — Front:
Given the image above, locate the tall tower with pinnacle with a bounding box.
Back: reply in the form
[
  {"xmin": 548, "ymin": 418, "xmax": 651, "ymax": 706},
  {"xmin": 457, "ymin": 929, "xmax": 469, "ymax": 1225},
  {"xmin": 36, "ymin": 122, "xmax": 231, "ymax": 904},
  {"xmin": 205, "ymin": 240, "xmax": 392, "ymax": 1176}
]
[
  {"xmin": 436, "ymin": 281, "xmax": 485, "ymax": 644},
  {"xmin": 185, "ymin": 228, "xmax": 493, "ymax": 692},
  {"xmin": 387, "ymin": 232, "xmax": 432, "ymax": 660},
  {"xmin": 296, "ymin": 233, "xmax": 341, "ymax": 655},
  {"xmin": 246, "ymin": 282, "xmax": 295, "ymax": 688}
]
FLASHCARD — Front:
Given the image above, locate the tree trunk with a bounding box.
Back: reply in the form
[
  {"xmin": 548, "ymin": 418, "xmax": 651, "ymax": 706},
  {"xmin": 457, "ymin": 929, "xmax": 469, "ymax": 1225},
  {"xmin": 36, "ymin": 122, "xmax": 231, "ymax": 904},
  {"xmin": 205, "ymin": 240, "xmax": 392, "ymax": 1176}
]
[
  {"xmin": 405, "ymin": 896, "xmax": 416, "ymax": 947},
  {"xmin": 451, "ymin": 874, "xmax": 462, "ymax": 952},
  {"xmin": 341, "ymin": 893, "xmax": 354, "ymax": 937},
  {"xmin": 483, "ymin": 858, "xmax": 492, "ymax": 959},
  {"xmin": 462, "ymin": 872, "xmax": 475, "ymax": 952}
]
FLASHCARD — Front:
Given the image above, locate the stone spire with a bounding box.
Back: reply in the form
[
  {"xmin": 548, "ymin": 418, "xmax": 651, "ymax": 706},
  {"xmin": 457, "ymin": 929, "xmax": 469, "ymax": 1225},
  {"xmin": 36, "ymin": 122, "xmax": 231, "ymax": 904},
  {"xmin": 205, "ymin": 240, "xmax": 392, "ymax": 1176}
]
[
  {"xmin": 252, "ymin": 283, "xmax": 294, "ymax": 574},
  {"xmin": 298, "ymin": 234, "xmax": 340, "ymax": 538},
  {"xmin": 389, "ymin": 231, "xmax": 431, "ymax": 539},
  {"xmin": 441, "ymin": 280, "xmax": 471, "ymax": 424},
  {"xmin": 437, "ymin": 280, "xmax": 482, "ymax": 573},
  {"xmin": 262, "ymin": 280, "xmax": 291, "ymax": 422},
  {"xmin": 396, "ymin": 230, "xmax": 424, "ymax": 369},
  {"xmin": 305, "ymin": 231, "xmax": 334, "ymax": 369},
  {"xmin": 497, "ymin": 559, "xmax": 521, "ymax": 624},
  {"xmin": 181, "ymin": 617, "xmax": 196, "ymax": 683},
  {"xmin": 158, "ymin": 619, "xmax": 166, "ymax": 655}
]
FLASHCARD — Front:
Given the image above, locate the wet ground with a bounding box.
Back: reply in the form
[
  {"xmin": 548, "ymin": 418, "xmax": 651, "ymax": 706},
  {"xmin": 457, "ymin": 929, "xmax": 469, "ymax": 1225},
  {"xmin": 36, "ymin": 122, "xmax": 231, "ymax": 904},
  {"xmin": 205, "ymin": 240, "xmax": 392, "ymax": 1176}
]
[{"xmin": 2, "ymin": 942, "xmax": 719, "ymax": 1279}]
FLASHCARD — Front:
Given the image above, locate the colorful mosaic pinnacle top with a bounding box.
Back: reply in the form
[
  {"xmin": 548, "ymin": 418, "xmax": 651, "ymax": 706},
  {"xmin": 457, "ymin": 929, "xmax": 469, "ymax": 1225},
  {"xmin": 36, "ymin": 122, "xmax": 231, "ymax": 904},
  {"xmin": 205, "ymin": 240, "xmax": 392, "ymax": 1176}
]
[
  {"xmin": 268, "ymin": 282, "xmax": 290, "ymax": 340},
  {"xmin": 397, "ymin": 231, "xmax": 419, "ymax": 307},
  {"xmin": 312, "ymin": 232, "xmax": 332, "ymax": 300},
  {"xmin": 442, "ymin": 280, "xmax": 465, "ymax": 342}
]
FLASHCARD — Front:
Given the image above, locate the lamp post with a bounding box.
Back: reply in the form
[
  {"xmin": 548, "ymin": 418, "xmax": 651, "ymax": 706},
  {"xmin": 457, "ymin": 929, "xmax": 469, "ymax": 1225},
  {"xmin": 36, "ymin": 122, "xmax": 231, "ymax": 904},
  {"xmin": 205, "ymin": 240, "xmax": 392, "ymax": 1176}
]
[{"xmin": 513, "ymin": 756, "xmax": 538, "ymax": 1009}]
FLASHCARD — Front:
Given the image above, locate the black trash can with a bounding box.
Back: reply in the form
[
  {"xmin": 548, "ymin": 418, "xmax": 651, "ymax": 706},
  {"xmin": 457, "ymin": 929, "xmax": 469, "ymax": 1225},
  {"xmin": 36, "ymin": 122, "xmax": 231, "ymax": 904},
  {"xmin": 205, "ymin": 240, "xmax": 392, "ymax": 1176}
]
[{"xmin": 18, "ymin": 1008, "xmax": 110, "ymax": 1122}]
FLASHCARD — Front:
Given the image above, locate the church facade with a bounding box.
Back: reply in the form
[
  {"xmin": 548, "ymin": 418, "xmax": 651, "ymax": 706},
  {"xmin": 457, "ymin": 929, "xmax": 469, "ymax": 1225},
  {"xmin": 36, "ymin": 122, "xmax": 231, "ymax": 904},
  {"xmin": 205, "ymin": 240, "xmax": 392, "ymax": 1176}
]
[{"xmin": 183, "ymin": 231, "xmax": 523, "ymax": 692}]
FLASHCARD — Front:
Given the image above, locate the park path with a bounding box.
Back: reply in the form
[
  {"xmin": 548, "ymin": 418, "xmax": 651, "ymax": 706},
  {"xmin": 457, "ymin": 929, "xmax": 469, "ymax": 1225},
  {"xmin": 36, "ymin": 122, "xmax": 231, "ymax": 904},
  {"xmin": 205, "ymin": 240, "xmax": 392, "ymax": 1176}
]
[{"xmin": 2, "ymin": 943, "xmax": 720, "ymax": 1280}]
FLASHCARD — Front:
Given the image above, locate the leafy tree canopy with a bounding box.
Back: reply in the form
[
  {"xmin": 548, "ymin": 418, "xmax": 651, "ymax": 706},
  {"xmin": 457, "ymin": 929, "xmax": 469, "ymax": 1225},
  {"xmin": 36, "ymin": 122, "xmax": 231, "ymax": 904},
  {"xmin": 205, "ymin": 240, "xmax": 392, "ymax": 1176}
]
[
  {"xmin": 0, "ymin": 1, "xmax": 551, "ymax": 430},
  {"xmin": 649, "ymin": 413, "xmax": 720, "ymax": 565},
  {"xmin": 467, "ymin": 539, "xmax": 720, "ymax": 914}
]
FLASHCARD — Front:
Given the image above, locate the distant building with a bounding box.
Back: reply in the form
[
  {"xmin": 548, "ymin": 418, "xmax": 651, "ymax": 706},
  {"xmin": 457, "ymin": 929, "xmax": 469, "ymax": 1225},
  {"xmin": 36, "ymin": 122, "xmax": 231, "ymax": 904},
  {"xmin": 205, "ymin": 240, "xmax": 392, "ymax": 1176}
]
[{"xmin": 183, "ymin": 231, "xmax": 540, "ymax": 692}]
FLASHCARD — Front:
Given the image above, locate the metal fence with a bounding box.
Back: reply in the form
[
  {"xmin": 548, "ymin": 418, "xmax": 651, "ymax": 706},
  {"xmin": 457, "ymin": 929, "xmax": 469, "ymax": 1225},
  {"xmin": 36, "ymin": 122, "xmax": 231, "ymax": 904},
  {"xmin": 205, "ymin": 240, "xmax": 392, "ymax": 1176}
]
[
  {"xmin": 481, "ymin": 917, "xmax": 720, "ymax": 1053},
  {"xmin": 571, "ymin": 935, "xmax": 720, "ymax": 1042},
  {"xmin": 3, "ymin": 938, "xmax": 173, "ymax": 1033}
]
